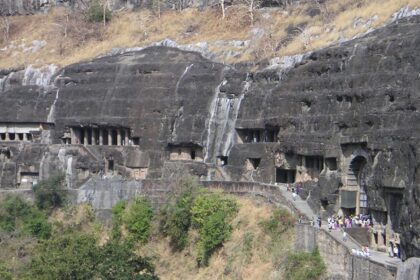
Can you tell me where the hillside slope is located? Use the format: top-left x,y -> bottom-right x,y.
0,0 -> 419,68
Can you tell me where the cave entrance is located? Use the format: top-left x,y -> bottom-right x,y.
217,156 -> 228,166
275,168 -> 296,184
350,156 -> 369,215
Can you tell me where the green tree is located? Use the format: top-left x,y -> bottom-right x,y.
97,239 -> 158,280
29,232 -> 99,280
87,0 -> 112,23
123,197 -> 154,244
191,193 -> 238,266
28,230 -> 159,280
33,173 -> 67,212
111,200 -> 127,240
0,195 -> 51,239
160,177 -> 201,251
196,210 -> 234,266
191,193 -> 237,229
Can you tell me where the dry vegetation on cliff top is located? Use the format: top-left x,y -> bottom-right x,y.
0,0 -> 419,68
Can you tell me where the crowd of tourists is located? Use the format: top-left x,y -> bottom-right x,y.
326,214 -> 372,231
351,246 -> 370,258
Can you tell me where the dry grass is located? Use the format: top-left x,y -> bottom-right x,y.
140,196 -> 295,280
0,0 -> 419,68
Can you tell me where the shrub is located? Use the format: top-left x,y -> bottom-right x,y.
29,232 -> 100,280
97,239 -> 158,280
192,194 -> 238,266
160,177 -> 201,251
33,173 -> 67,212
87,0 -> 112,23
123,197 -> 154,244
259,208 -> 295,240
0,261 -> 12,280
0,195 -> 51,239
284,248 -> 326,280
196,210 -> 234,266
191,193 -> 238,229
111,200 -> 127,240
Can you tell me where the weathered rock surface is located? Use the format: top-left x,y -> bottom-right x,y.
0,15 -> 419,261
396,257 -> 420,280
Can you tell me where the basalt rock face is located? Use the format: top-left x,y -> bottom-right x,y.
233,16 -> 420,259
0,17 -> 419,259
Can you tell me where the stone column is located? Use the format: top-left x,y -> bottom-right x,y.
378,230 -> 385,248
70,128 -> 75,144
23,133 -> 28,141
108,129 -> 112,146
125,129 -> 129,146
355,191 -> 360,215
91,128 -> 96,146
99,129 -> 103,145
5,132 -> 9,141
117,129 -> 122,146
84,127 -> 89,145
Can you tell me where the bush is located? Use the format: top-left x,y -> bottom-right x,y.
196,210 -> 234,266
97,239 -> 158,280
259,208 -> 295,240
0,195 -> 51,239
191,194 -> 238,266
29,232 -> 100,280
0,261 -> 12,280
160,178 -> 201,251
87,0 -> 112,23
33,173 -> 67,212
191,193 -> 238,229
284,249 -> 326,280
28,231 -> 159,280
123,197 -> 154,244
111,200 -> 127,240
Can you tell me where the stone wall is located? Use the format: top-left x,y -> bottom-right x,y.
295,224 -> 398,280
76,177 -> 297,211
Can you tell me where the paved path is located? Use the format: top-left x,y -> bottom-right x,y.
272,183 -> 401,268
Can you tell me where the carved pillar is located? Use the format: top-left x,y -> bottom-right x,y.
108,129 -> 112,146
125,129 -> 129,146
378,230 -> 385,247
99,129 -> 103,146
356,191 -> 360,215
117,129 -> 122,146
91,128 -> 96,145
84,127 -> 89,145
5,132 -> 9,141
70,127 -> 75,144
23,133 -> 28,141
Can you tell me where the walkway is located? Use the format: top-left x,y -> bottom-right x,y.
273,183 -> 401,269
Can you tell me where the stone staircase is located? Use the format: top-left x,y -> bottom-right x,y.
274,182 -> 402,270
346,163 -> 359,189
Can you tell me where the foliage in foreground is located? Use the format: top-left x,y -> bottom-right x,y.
284,249 -> 326,280
159,177 -> 201,251
122,197 -> 154,244
28,231 -> 158,280
191,193 -> 238,266
0,195 -> 51,239
33,173 -> 67,212
0,261 -> 12,280
87,0 -> 112,23
259,208 -> 295,241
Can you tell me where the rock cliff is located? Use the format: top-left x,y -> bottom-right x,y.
0,16 -> 419,260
